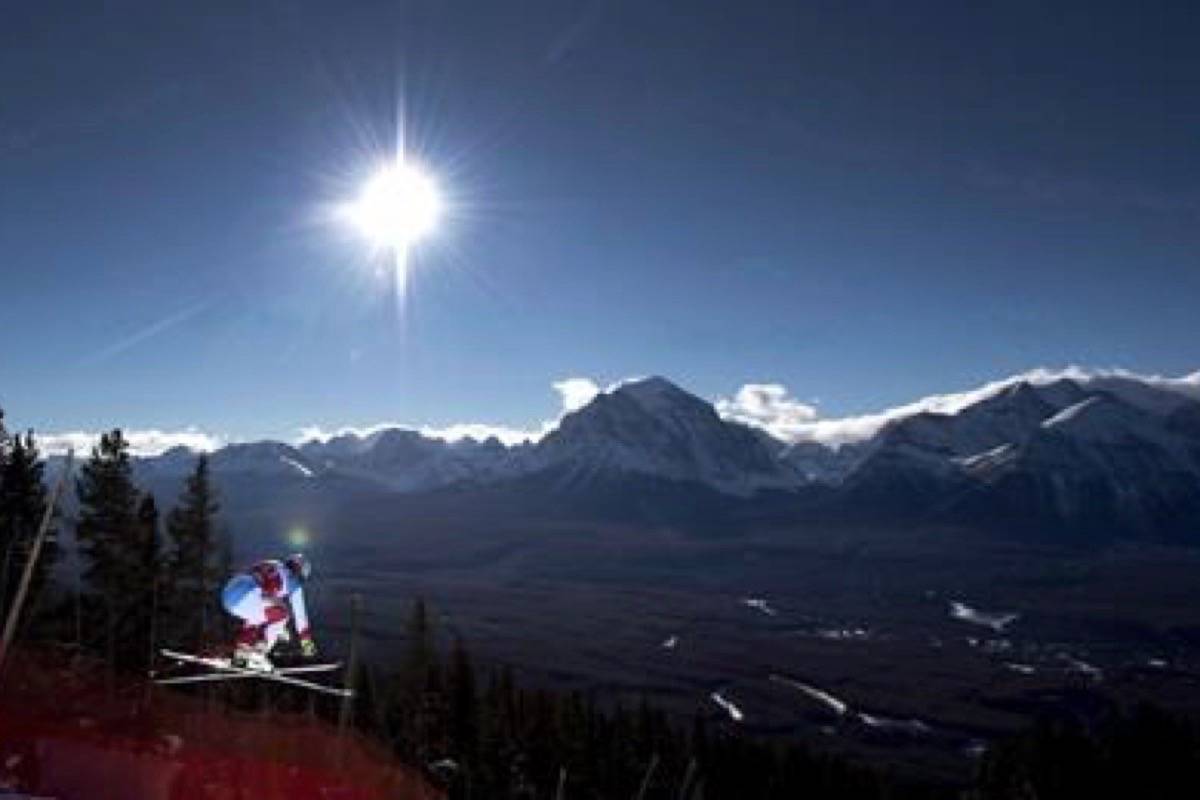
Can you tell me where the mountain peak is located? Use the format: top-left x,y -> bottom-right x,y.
610,376 -> 701,414
614,375 -> 686,397
535,375 -> 792,494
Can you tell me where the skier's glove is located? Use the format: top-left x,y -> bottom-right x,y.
301,638 -> 318,658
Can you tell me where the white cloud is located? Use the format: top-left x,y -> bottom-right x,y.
1088,367 -> 1200,402
718,366 -> 1200,447
715,384 -> 819,441
553,377 -> 600,412
295,424 -> 372,444
37,428 -> 224,457
297,421 -> 541,447
422,423 -> 543,446
298,376 -> 607,448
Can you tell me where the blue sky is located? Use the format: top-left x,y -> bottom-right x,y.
2,1 -> 1197,446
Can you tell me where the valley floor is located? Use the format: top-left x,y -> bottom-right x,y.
300,521 -> 1200,782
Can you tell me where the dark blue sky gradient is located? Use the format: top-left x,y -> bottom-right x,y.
2,1 -> 1197,439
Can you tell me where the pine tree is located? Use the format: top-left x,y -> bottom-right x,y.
215,526 -> 234,645
0,429 -> 51,617
165,454 -> 222,649
74,430 -> 143,668
399,597 -> 445,759
448,635 -> 480,765
0,407 -> 9,477
133,493 -> 161,669
404,598 -> 436,691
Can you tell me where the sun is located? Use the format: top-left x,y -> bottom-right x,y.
344,160 -> 442,250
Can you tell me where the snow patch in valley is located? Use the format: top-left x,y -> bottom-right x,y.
950,601 -> 1019,633
815,627 -> 870,641
857,713 -> 931,735
770,676 -> 931,737
769,675 -> 848,717
964,740 -> 989,759
741,597 -> 777,616
710,692 -> 744,722
1058,654 -> 1103,680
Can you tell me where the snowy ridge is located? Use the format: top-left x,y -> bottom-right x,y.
740,367 -> 1200,448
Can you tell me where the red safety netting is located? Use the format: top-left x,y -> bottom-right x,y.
0,646 -> 442,800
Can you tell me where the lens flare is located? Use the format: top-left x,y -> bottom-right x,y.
287,526 -> 311,550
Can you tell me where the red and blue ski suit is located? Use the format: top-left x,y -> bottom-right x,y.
221,559 -> 312,651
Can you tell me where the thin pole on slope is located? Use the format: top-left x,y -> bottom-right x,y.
0,450 -> 73,676
337,592 -> 364,763
144,572 -> 159,708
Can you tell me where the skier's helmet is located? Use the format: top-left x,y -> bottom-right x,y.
285,553 -> 311,581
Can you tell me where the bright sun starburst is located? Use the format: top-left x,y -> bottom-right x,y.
345,160 -> 442,250
336,153 -> 445,316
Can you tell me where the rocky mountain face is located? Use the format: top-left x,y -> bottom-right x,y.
527,377 -> 795,496
299,429 -> 516,492
832,378 -> 1200,538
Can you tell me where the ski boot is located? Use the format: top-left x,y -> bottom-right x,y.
231,642 -> 274,673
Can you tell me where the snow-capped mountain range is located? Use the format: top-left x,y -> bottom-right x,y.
119,370 -> 1200,539
134,375 -> 793,496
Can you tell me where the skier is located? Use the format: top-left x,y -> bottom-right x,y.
221,553 -> 317,669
